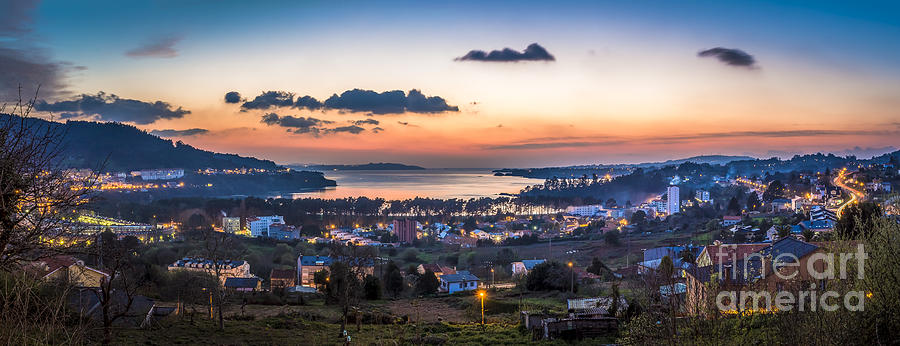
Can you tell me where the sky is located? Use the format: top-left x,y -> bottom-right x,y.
2,0 -> 899,168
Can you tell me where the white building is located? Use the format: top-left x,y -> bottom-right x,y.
566,205 -> 601,216
247,215 -> 285,237
667,186 -> 680,215
650,200 -> 667,213
222,216 -> 241,234
695,190 -> 710,203
139,168 -> 184,181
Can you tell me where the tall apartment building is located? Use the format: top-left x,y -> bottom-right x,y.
222,216 -> 241,234
392,219 -> 418,244
247,215 -> 285,237
667,185 -> 680,215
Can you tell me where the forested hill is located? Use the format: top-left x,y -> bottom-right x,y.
4,114 -> 278,171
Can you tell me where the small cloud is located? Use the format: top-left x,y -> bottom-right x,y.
372,127 -> 384,133
697,47 -> 757,68
352,119 -> 380,126
325,125 -> 366,134
258,112 -> 372,136
455,43 -> 555,62
150,128 -> 209,137
35,92 -> 190,124
125,35 -> 181,59
397,121 -> 419,127
224,91 -> 242,103
242,91 -> 295,110
261,112 -> 332,128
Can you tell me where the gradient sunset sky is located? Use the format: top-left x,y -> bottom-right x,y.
3,0 -> 899,167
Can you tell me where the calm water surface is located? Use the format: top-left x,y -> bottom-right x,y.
289,169 -> 543,200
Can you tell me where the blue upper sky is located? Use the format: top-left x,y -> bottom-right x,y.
3,0 -> 899,167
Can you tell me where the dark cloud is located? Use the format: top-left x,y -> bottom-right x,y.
236,89 -> 457,114
224,91 -> 242,103
324,125 -> 366,135
697,47 -> 757,68
455,43 -> 555,62
150,128 -> 209,137
0,0 -> 70,101
125,35 -> 181,59
260,112 -> 336,135
323,89 -> 458,114
372,127 -> 384,133
279,115 -> 334,128
323,89 -> 405,114
352,119 -> 379,126
325,125 -> 366,134
34,92 -> 191,124
294,95 -> 323,110
241,91 -> 295,110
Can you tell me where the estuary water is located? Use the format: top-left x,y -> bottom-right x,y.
288,169 -> 543,200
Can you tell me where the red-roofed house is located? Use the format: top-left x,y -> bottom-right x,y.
270,268 -> 296,289
417,263 -> 456,277
29,255 -> 109,288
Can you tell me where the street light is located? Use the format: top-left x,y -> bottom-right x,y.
567,261 -> 574,293
477,290 -> 486,325
490,267 -> 495,287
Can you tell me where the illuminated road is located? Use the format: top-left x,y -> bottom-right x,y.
833,168 -> 865,217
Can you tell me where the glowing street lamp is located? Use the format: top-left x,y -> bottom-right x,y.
477,290 -> 486,325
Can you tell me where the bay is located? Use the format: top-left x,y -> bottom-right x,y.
286,169 -> 543,200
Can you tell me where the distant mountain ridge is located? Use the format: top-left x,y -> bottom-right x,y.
494,155 -> 755,179
634,155 -> 756,168
3,114 -> 278,171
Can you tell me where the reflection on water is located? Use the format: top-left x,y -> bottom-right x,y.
287,169 -> 543,200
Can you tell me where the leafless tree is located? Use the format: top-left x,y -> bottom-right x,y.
324,243 -> 377,337
0,86 -> 99,269
93,232 -> 144,345
193,227 -> 246,331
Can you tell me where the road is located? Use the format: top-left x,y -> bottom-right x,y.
833,167 -> 866,217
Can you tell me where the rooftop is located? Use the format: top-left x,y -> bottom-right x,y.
440,273 -> 480,283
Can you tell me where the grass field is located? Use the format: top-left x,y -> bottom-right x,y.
115,288 -> 618,345
117,315 -> 611,345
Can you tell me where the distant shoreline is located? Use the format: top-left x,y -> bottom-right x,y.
293,162 -> 426,171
